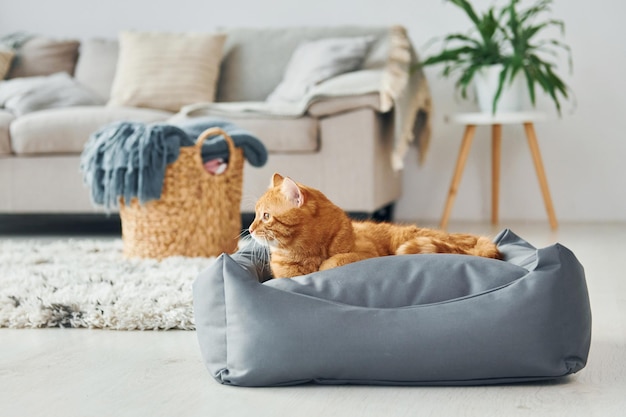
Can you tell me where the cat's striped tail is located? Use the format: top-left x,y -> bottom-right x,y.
396,235 -> 501,260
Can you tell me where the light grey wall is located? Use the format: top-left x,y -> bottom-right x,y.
1,0 -> 624,222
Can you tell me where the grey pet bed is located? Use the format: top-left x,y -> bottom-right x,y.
193,229 -> 591,387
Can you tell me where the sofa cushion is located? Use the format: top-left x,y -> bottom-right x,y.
0,110 -> 14,155
266,36 -> 374,103
172,114 -> 318,153
108,31 -> 226,112
74,39 -> 119,101
10,106 -> 172,155
7,37 -> 80,79
0,49 -> 14,79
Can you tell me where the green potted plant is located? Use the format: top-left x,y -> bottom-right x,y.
415,0 -> 573,115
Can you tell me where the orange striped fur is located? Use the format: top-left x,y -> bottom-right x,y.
249,174 -> 500,278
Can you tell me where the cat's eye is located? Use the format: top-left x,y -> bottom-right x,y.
262,212 -> 271,221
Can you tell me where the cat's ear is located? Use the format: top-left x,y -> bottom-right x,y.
271,172 -> 284,188
281,177 -> 304,208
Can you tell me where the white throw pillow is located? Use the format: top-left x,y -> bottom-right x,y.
266,36 -> 374,103
108,31 -> 226,112
0,72 -> 104,116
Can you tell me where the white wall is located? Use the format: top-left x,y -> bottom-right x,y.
2,0 -> 625,222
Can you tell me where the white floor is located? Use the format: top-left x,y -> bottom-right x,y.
1,222 -> 625,417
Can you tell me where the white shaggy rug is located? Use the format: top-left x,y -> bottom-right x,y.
0,239 -> 216,330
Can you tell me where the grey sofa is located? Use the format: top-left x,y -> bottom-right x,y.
0,26 -> 431,220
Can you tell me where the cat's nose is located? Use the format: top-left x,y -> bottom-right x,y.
248,224 -> 255,235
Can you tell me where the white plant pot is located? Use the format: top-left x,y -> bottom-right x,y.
474,65 -> 529,113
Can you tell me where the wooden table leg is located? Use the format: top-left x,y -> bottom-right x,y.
523,122 -> 558,230
491,124 -> 502,226
440,124 -> 476,229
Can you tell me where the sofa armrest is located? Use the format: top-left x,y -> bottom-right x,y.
303,68 -> 387,117
307,93 -> 382,118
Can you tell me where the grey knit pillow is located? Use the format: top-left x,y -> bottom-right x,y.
267,36 -> 374,103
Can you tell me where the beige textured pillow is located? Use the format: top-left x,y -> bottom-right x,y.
108,31 -> 226,112
0,50 -> 14,79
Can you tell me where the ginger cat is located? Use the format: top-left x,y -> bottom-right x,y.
249,173 -> 501,279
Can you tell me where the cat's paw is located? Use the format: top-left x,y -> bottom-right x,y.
319,253 -> 372,271
319,258 -> 342,271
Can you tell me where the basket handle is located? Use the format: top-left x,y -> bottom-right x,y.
195,127 -> 237,161
195,127 -> 243,174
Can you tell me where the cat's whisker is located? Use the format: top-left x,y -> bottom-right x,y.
237,234 -> 252,250
248,236 -> 270,271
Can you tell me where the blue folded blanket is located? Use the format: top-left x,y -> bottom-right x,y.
80,117 -> 268,208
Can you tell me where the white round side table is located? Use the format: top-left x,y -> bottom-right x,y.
441,111 -> 558,230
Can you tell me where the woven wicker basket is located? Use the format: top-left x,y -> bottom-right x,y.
119,127 -> 243,259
